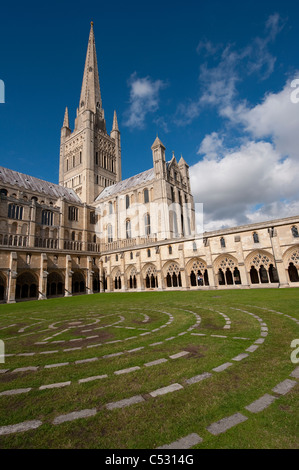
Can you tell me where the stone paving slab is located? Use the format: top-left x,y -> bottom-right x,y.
64,347 -> 82,352
212,363 -> 233,373
149,342 -> 163,346
272,379 -> 297,396
114,366 -> 141,375
211,335 -> 227,338
39,381 -> 71,390
78,375 -> 108,384
44,362 -> 69,369
245,394 -> 277,413
246,345 -> 259,353
127,347 -> 144,353
232,353 -> 249,362
106,395 -> 145,410
150,383 -> 183,397
39,350 -> 59,355
290,367 -> 299,379
255,338 -> 265,344
207,413 -> 248,435
157,433 -> 203,450
0,369 -> 9,374
0,388 -> 32,396
18,353 -> 36,357
0,420 -> 42,436
53,408 -> 97,425
185,373 -> 212,385
75,358 -> 98,364
103,352 -> 124,359
145,358 -> 168,367
169,352 -> 189,360
12,366 -> 38,373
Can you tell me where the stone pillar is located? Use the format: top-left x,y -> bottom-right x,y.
275,260 -> 289,288
120,254 -> 126,291
178,244 -> 188,289
65,255 -> 72,297
7,252 -> 17,303
234,236 -> 250,287
29,201 -> 37,248
86,256 -> 93,294
38,253 -> 48,300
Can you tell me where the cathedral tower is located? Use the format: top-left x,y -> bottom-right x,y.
59,22 -> 121,204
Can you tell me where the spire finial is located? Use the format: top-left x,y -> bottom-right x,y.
112,110 -> 119,132
63,107 -> 70,128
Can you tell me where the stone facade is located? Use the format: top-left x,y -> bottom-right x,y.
0,23 -> 298,303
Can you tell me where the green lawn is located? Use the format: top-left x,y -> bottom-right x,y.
0,288 -> 298,449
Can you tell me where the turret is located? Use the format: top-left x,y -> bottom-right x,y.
151,136 -> 166,179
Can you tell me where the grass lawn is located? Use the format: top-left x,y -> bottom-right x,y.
0,288 -> 298,449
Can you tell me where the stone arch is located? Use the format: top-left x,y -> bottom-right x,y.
163,261 -> 182,288
142,263 -> 158,289
245,250 -> 278,285
125,265 -> 137,289
186,258 -> 209,287
283,246 -> 299,283
47,271 -> 65,297
16,271 -> 39,301
0,273 -> 7,302
111,268 -> 122,291
72,270 -> 85,295
214,254 -> 241,286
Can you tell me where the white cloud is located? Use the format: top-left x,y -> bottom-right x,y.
123,73 -> 166,129
190,136 -> 299,232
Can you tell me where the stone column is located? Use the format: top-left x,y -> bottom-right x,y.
65,255 -> 72,297
120,254 -> 126,291
86,256 -> 93,294
38,253 -> 48,300
7,252 -> 17,303
178,244 -> 188,289
29,201 -> 37,248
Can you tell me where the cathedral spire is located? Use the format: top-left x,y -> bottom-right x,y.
79,22 -> 103,115
112,110 -> 119,132
62,107 -> 70,128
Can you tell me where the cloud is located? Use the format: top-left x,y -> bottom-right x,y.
190,135 -> 299,231
175,14 -> 285,126
123,73 -> 167,129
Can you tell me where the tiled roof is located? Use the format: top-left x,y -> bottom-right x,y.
0,166 -> 81,203
95,168 -> 155,201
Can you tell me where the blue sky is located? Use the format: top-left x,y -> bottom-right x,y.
1,0 -> 299,230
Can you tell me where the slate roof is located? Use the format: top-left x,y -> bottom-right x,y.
95,168 -> 155,201
0,166 -> 81,203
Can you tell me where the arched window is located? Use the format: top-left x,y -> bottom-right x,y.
0,189 -> 7,197
144,188 -> 149,204
126,219 -> 131,239
144,213 -> 151,236
253,232 -> 259,244
130,252 -> 133,260
220,237 -> 226,248
291,226 -> 299,238
8,204 -> 23,220
168,245 -> 172,255
126,195 -> 130,210
42,210 -> 54,226
108,201 -> 113,215
171,187 -> 175,203
107,224 -> 113,243
147,249 -> 151,258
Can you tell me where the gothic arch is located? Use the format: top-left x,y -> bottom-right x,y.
47,271 -> 65,297
282,245 -> 299,283
72,270 -> 85,294
142,263 -> 158,289
213,254 -> 241,286
162,261 -> 182,288
245,250 -> 278,285
16,271 -> 39,300
186,258 -> 209,287
0,273 -> 7,302
125,265 -> 138,289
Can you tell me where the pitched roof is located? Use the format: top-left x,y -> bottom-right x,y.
95,168 -> 155,201
0,166 -> 81,203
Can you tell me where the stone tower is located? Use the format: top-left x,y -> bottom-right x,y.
59,22 -> 121,204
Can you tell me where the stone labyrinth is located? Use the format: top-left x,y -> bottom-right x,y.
0,299 -> 298,449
